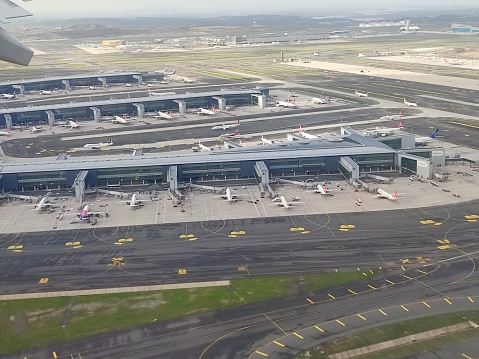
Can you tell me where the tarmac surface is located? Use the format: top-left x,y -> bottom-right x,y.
1,200 -> 478,358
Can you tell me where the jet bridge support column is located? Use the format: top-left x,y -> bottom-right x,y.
90,107 -> 101,122
73,170 -> 89,203
174,100 -> 186,114
252,94 -> 266,109
167,165 -> 184,204
133,74 -> 142,85
255,161 -> 272,197
133,103 -> 145,118
212,97 -> 226,111
62,79 -> 70,91
12,85 -> 25,95
46,111 -> 55,127
98,77 -> 107,89
4,115 -> 12,131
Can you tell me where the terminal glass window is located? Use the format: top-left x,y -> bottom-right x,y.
17,171 -> 66,190
401,157 -> 418,173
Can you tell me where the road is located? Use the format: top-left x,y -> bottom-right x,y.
1,200 -> 479,358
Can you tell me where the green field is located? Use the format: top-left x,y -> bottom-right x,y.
0,271 -> 371,355
295,310 -> 479,359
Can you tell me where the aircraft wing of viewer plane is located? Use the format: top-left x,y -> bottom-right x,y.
0,0 -> 35,66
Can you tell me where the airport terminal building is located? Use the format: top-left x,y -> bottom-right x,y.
0,132 -> 445,194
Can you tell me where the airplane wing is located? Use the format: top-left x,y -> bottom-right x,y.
0,0 -> 34,66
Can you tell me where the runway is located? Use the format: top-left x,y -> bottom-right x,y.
1,201 -> 479,358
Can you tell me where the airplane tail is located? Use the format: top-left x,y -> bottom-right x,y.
299,125 -> 305,132
239,139 -> 243,146
397,120 -> 404,129
399,111 -> 403,116
393,190 -> 397,198
169,110 -> 173,116
430,129 -> 439,139
292,99 -> 296,104
107,139 -> 113,145
236,119 -> 240,124
403,97 -> 407,102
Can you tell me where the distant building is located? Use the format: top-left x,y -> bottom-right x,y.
101,40 -> 127,47
451,24 -> 479,33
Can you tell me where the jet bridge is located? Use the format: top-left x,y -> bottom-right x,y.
338,156 -> 359,182
73,171 -> 89,202
254,161 -> 276,198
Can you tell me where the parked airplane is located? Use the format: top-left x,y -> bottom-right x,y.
61,120 -> 81,129
198,107 -> 216,115
212,119 -> 240,130
110,115 -> 131,125
272,196 -> 301,209
355,90 -> 368,97
380,111 -> 402,121
1,91 -> 16,100
261,135 -> 277,145
182,76 -> 196,83
403,98 -> 418,107
312,184 -> 333,196
77,204 -> 104,219
220,129 -> 239,138
298,125 -> 319,139
276,99 -> 297,108
39,90 -> 52,95
377,189 -> 398,201
148,90 -> 176,97
30,126 -> 43,133
33,195 -> 54,211
221,188 -> 239,202
313,52 -> 320,56
197,141 -> 212,152
126,193 -> 146,208
311,97 -> 330,104
365,120 -> 404,137
0,129 -> 11,136
444,58 -> 464,65
163,68 -> 176,75
415,129 -> 439,145
84,139 -> 113,149
155,110 -> 174,120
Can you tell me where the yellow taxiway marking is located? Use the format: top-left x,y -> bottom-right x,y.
386,279 -> 394,284
39,278 -> 49,284
189,237 -> 198,241
367,285 -> 376,290
179,234 -> 187,238
401,305 -> 409,312
400,258 -> 411,264
255,350 -> 268,357
186,234 -> 195,238
237,230 -> 246,235
465,215 -> 479,219
273,340 -> 285,347
379,309 -> 387,316
357,314 -> 367,320
293,332 -> 304,339
290,227 -> 298,232
307,298 -> 314,304
357,268 -> 361,271
300,231 -> 310,235
178,269 -> 187,275
445,298 -> 452,305
423,301 -> 431,308
315,325 -> 324,332
328,293 -> 335,299
462,354 -> 474,359
336,319 -> 346,326
296,227 -> 305,231
339,228 -> 349,232
348,289 -> 357,295
362,272 -> 368,276
401,266 -> 406,271
229,235 -> 238,238
53,352 -> 58,359
403,275 -> 413,279
417,269 -> 427,274
468,296 -> 474,303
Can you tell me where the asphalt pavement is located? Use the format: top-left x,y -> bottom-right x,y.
1,201 -> 479,358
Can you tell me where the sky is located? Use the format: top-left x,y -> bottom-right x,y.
19,0 -> 479,17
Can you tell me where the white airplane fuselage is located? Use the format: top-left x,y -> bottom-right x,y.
377,188 -> 397,201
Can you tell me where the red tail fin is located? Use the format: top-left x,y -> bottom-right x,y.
397,120 -> 404,128
393,190 -> 397,198
169,110 -> 173,116
299,125 -> 304,132
237,119 -> 240,124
